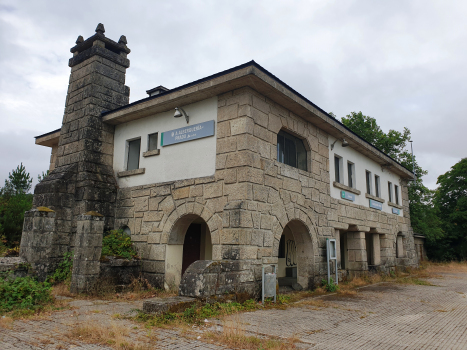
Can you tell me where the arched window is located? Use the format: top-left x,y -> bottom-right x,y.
277,130 -> 307,171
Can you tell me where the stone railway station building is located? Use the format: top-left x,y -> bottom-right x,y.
21,24 -> 420,296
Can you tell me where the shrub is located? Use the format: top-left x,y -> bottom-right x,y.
321,278 -> 339,292
0,272 -> 52,314
101,229 -> 138,260
50,251 -> 73,283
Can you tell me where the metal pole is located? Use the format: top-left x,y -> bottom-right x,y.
327,239 -> 330,284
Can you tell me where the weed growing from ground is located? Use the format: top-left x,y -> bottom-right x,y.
0,272 -> 52,315
321,278 -> 339,292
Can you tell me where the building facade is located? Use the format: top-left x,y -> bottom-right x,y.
24,24 -> 419,296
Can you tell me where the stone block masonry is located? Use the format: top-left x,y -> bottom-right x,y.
70,213 -> 105,293
21,24 -> 131,286
114,85 -> 418,296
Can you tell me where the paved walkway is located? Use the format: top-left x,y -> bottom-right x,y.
1,271 -> 466,349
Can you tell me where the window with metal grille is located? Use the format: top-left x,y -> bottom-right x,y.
277,130 -> 307,171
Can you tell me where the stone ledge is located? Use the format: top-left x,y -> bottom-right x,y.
117,168 -> 145,177
333,181 -> 361,195
365,193 -> 385,203
143,149 -> 160,157
388,201 -> 403,209
143,296 -> 196,314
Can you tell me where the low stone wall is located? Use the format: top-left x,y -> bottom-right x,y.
179,260 -> 260,300
99,257 -> 142,285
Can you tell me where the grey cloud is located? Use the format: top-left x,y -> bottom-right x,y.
1,0 -> 466,190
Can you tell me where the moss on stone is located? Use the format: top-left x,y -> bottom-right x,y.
36,206 -> 54,212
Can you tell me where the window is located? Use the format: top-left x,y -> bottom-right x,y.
347,162 -> 355,188
366,171 -> 372,195
394,185 -> 399,205
334,156 -> 343,183
277,130 -> 307,171
388,182 -> 393,202
375,175 -> 381,198
148,133 -> 158,151
127,138 -> 141,171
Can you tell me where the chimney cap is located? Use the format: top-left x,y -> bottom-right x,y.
95,23 -> 105,35
146,85 -> 169,96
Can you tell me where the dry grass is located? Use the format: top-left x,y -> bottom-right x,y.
423,261 -> 467,274
66,320 -> 155,350
52,275 -> 177,302
0,315 -> 14,329
205,314 -> 299,349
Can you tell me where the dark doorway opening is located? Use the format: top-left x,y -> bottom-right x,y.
182,223 -> 201,275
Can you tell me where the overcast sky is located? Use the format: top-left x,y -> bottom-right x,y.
0,0 -> 465,191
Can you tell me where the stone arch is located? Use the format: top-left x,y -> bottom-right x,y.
273,218 -> 317,289
164,213 -> 214,290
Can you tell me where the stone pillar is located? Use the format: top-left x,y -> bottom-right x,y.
70,213 -> 105,293
19,208 -> 56,281
372,233 -> 381,265
346,232 -> 368,274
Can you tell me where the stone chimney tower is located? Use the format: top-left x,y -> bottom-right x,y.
21,24 -> 130,281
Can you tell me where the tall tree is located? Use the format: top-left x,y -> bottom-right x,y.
435,158 -> 467,260
0,163 -> 33,246
1,163 -> 32,197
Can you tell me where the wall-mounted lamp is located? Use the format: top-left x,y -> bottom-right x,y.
330,138 -> 350,150
174,107 -> 189,124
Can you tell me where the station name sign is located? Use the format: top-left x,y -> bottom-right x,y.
369,199 -> 383,211
161,120 -> 215,147
341,191 -> 355,202
392,207 -> 400,215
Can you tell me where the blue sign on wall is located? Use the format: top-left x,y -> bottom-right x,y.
161,120 -> 215,147
369,199 -> 383,210
392,207 -> 400,215
341,191 -> 355,202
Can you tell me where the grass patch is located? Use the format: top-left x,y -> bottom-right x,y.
205,314 -> 299,350
136,296 -> 294,328
66,320 -> 154,350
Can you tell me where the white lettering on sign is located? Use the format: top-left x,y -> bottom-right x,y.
161,120 -> 215,147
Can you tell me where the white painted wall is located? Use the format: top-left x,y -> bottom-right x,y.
329,136 -> 403,216
114,97 -> 218,187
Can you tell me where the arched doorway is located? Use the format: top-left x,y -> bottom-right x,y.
165,214 -> 212,290
277,220 -> 315,289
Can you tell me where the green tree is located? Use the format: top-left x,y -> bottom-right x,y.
341,111 -> 443,256
434,158 -> 467,260
0,164 -> 34,246
1,163 -> 32,197
37,170 -> 49,183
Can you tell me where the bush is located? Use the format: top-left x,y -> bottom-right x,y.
321,278 -> 339,292
101,229 -> 138,260
49,251 -> 73,283
0,272 -> 52,314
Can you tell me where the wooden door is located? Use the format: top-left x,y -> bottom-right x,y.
182,224 -> 201,275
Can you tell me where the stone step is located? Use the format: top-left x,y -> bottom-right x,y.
142,296 -> 197,315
